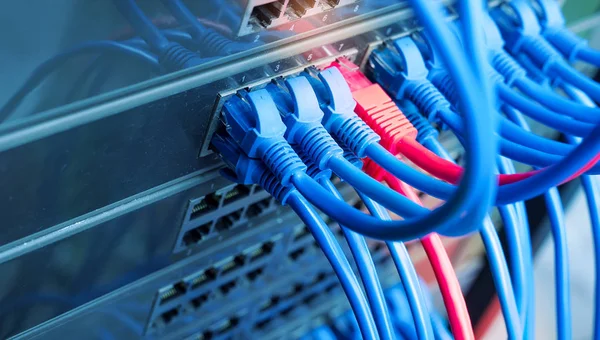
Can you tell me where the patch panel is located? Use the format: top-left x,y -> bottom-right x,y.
173,184 -> 275,254
238,0 -> 363,36
147,234 -> 284,335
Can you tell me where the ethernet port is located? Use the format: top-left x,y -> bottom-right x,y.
158,282 -> 186,305
246,266 -> 265,281
190,293 -> 210,309
219,280 -> 238,295
245,197 -> 273,219
220,255 -> 246,275
214,317 -> 239,335
222,184 -> 250,206
250,0 -> 287,27
189,195 -> 219,220
189,267 -> 217,290
248,241 -> 275,262
182,222 -> 212,246
287,0 -> 320,17
160,307 -> 180,325
214,209 -> 243,232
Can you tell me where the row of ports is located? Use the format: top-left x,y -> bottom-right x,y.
190,272 -> 341,339
254,277 -> 341,331
161,238 -> 279,307
149,236 -> 282,333
176,183 -> 275,253
188,184 -> 255,222
243,0 -> 360,34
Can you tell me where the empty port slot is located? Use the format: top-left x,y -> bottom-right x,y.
309,272 -> 328,287
191,293 -> 210,309
288,247 -> 306,261
303,292 -> 319,305
254,317 -> 272,330
182,222 -> 211,246
219,280 -> 238,295
282,283 -> 304,299
260,296 -> 280,312
280,306 -> 294,317
214,209 -> 243,231
250,0 -> 286,27
246,267 -> 265,281
288,0 -> 318,17
214,317 -> 240,335
293,226 -> 310,241
220,255 -> 245,275
324,282 -> 338,293
190,195 -> 219,220
248,241 -> 275,262
189,267 -> 217,290
158,282 -> 186,305
245,197 -> 273,219
160,307 -> 180,325
222,185 -> 250,206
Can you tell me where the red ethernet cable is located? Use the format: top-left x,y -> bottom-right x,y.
331,60 -> 475,339
326,59 -> 597,186
386,174 -> 475,340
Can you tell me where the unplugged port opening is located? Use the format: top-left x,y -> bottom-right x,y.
250,0 -> 286,27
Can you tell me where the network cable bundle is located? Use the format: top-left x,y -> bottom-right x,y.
0,0 -> 600,339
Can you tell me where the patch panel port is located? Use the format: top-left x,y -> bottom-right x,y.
220,255 -> 246,275
245,197 -> 273,219
214,317 -> 240,335
188,267 -> 217,290
189,195 -> 219,220
219,279 -> 238,295
325,0 -> 359,8
248,241 -> 275,262
182,221 -> 212,246
158,282 -> 186,305
214,208 -> 243,232
190,293 -> 210,309
287,0 -> 321,17
250,0 -> 288,28
222,184 -> 250,206
160,307 -> 180,325
246,266 -> 265,281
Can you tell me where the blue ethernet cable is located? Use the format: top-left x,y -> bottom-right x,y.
561,84 -> 600,340
288,125 -> 395,338
0,41 -> 160,122
359,192 -> 435,340
405,110 -> 523,339
536,0 -> 600,68
368,0 -> 498,232
321,179 -> 396,340
161,0 -> 258,55
287,192 -> 381,340
112,0 -> 204,71
497,156 -> 535,340
211,133 -> 379,340
503,105 -> 571,339
492,0 -> 600,103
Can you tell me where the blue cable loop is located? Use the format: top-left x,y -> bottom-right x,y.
321,179 -> 396,340
359,193 -> 435,340
287,191 -> 380,340
561,84 -> 600,340
503,106 -> 571,339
